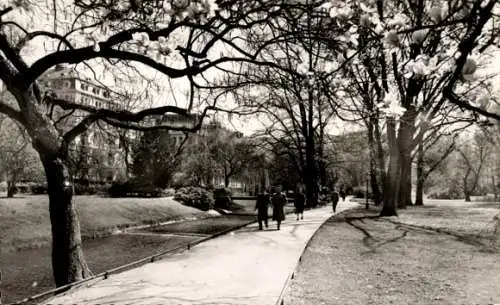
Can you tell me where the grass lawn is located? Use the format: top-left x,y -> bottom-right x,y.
283,201 -> 500,305
0,195 -> 206,252
137,214 -> 256,235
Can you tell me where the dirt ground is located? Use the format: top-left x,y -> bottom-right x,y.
284,201 -> 500,305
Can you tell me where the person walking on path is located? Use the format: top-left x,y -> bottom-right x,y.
271,186 -> 287,230
294,187 -> 306,221
255,190 -> 270,230
339,189 -> 346,202
331,190 -> 340,213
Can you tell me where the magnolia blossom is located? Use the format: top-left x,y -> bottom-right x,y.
359,2 -> 377,13
476,95 -> 490,109
132,32 -> 150,45
387,13 -> 408,28
329,5 -> 354,19
384,30 -> 400,49
411,29 -> 428,44
404,55 -> 438,78
377,90 -> 406,118
462,58 -> 477,75
296,62 -> 310,75
380,101 -> 407,117
427,4 -> 448,22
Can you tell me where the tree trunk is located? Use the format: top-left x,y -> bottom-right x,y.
396,108 -> 417,209
398,152 -> 413,208
224,175 -> 230,188
465,192 -> 471,202
381,148 -> 400,216
367,123 -> 383,205
415,143 -> 424,206
304,134 -> 318,207
42,155 -> 91,287
380,119 -> 399,217
7,178 -> 16,198
464,169 -> 472,202
493,175 -> 497,200
374,120 -> 386,189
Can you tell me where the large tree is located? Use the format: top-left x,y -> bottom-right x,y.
323,0 -> 500,216
0,0 -> 298,287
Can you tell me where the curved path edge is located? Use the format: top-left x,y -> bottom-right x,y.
42,201 -> 356,305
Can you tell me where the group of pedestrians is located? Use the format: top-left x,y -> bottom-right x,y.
255,186 -> 348,230
331,189 -> 346,213
254,186 -> 288,230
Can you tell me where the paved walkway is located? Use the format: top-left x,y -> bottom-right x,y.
45,200 -> 356,305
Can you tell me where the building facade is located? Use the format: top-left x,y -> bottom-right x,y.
39,65 -> 128,182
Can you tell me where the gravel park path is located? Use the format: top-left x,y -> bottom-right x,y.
42,202 -> 356,305
282,201 -> 500,305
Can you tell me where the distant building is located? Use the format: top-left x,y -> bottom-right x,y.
39,65 -> 128,182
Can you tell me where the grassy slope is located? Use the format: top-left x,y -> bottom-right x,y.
0,195 -> 205,252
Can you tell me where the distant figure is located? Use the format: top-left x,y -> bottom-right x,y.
340,189 -> 346,202
294,187 -> 306,221
271,186 -> 287,230
255,191 -> 270,230
331,191 -> 340,213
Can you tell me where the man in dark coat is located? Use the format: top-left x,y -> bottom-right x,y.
331,191 -> 340,213
294,187 -> 306,221
339,189 -> 346,202
271,186 -> 287,230
255,191 -> 270,230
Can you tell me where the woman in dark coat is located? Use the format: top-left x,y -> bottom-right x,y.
255,191 -> 270,230
271,187 -> 287,230
294,187 -> 306,220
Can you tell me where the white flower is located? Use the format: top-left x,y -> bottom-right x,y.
132,32 -> 150,45
428,6 -> 442,22
385,30 -> 400,47
411,29 -> 428,44
476,95 -> 490,108
374,23 -> 384,35
462,58 -> 477,75
359,2 -> 376,13
382,102 -> 407,117
329,5 -> 353,19
346,49 -> 356,59
387,13 -> 408,28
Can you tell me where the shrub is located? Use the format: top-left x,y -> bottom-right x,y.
31,183 -> 48,194
174,186 -> 214,211
352,186 -> 373,199
162,188 -> 176,197
107,179 -> 165,198
74,183 -> 109,195
427,190 -> 462,200
213,187 -> 234,210
213,187 -> 232,198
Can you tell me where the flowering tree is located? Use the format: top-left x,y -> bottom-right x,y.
324,0 -> 500,216
0,0 -> 299,287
